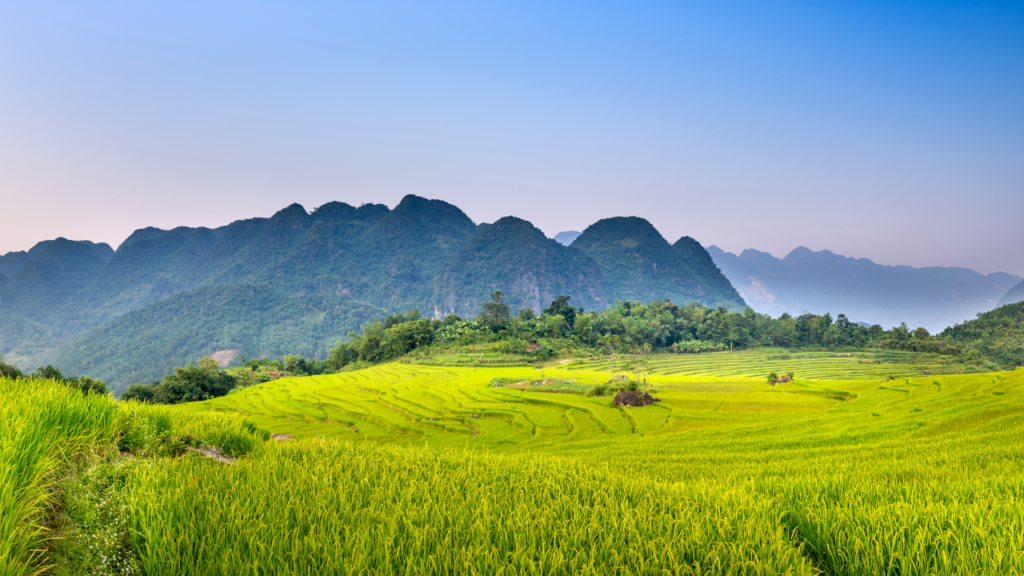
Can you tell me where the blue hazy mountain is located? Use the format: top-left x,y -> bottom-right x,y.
707,245 -> 1021,332
552,231 -> 582,246
999,280 -> 1024,308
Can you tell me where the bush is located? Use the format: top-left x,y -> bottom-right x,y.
0,356 -> 22,378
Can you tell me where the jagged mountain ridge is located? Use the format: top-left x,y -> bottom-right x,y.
571,218 -> 745,310
707,245 -> 1021,333
0,196 -> 738,387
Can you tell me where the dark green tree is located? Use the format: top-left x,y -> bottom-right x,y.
66,375 -> 107,395
0,356 -> 23,379
32,365 -> 64,380
122,382 -> 157,403
542,295 -> 577,327
478,290 -> 511,330
153,357 -> 235,404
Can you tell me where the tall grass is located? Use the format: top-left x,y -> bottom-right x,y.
129,440 -> 817,575
0,377 -> 269,576
0,377 -> 120,576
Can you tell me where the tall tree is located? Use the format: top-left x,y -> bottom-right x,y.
479,290 -> 511,330
543,295 -> 577,327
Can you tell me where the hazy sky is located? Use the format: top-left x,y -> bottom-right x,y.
1,1 -> 1022,275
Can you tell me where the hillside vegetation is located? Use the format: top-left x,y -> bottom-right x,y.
942,300 -> 1024,367
433,216 -> 607,314
573,217 -> 743,310
51,284 -> 386,390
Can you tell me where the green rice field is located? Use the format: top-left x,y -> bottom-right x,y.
188,349 -> 951,443
5,351 -> 1024,574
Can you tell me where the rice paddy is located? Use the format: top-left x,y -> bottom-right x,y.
186,349 -> 952,444
5,350 -> 1024,574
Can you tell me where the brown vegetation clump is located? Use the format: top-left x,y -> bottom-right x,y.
775,374 -> 793,383
611,391 -> 661,407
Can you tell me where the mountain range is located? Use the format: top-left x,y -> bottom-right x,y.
998,280 -> 1024,308
0,195 -> 742,390
707,246 -> 1021,333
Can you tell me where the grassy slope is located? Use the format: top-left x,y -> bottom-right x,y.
0,379 -> 121,575
0,377 -> 268,575
186,350 -> 950,441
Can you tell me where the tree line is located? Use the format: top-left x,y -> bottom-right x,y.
9,291 -> 1019,405
0,358 -> 108,395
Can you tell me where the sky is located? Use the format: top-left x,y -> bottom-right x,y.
1,1 -> 1022,275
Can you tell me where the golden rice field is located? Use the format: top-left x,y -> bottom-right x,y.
5,351 -> 1024,575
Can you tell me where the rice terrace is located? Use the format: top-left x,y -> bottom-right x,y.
7,343 -> 1024,575
4,2 -> 1024,575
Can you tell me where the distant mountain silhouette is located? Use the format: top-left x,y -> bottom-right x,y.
0,238 -> 112,279
553,231 -> 581,246
707,245 -> 1020,332
0,196 -> 738,389
998,280 -> 1024,308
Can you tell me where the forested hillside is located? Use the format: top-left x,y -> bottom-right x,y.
943,301 -> 1024,367
0,196 -> 738,386
51,284 -> 387,389
572,218 -> 745,310
432,217 -> 607,316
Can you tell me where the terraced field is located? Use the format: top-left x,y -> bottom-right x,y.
172,354 -> 1024,574
10,348 -> 1024,574
581,349 -> 947,379
189,350 -> 951,445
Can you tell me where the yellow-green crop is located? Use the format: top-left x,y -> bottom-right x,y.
7,351 -> 1024,574
181,359 -> 1024,574
0,378 -> 120,575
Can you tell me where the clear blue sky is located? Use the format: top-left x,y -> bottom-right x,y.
1,1 -> 1022,275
